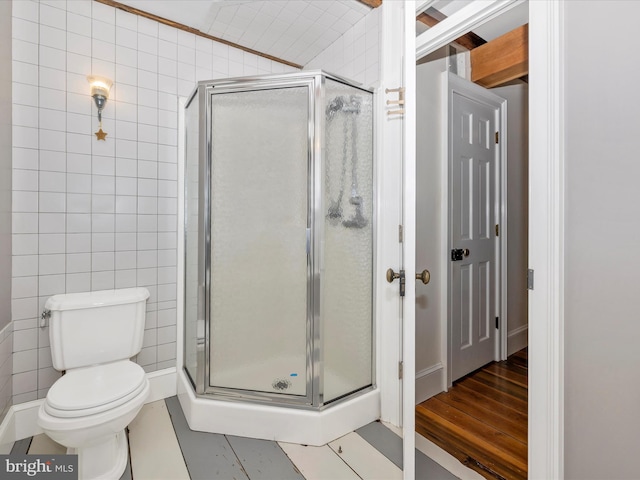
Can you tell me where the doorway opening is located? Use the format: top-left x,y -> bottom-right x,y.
414,2 -> 530,477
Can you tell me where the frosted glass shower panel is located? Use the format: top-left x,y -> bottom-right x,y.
209,87 -> 309,396
322,79 -> 374,402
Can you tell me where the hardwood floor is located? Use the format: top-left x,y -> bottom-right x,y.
416,349 -> 528,480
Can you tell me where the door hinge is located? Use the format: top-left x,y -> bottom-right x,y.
495,224 -> 499,237
495,316 -> 499,329
399,225 -> 403,243
495,131 -> 499,144
527,269 -> 534,290
398,361 -> 403,380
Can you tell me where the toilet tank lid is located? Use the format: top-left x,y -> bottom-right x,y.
45,288 -> 150,311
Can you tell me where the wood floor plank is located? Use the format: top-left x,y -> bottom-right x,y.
419,400 -> 527,471
414,433 -> 486,480
28,434 -> 66,455
434,386 -> 527,444
416,406 -> 526,480
227,435 -> 304,480
458,377 -> 527,414
279,443 -> 361,480
129,400 -> 191,480
329,432 -> 402,480
164,397 -> 248,480
507,350 -> 528,369
356,421 -> 403,469
10,437 -> 32,455
416,348 -> 528,480
456,382 -> 527,423
356,421 -> 461,480
469,371 -> 528,402
483,363 -> 528,388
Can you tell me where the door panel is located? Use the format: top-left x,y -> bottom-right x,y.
460,263 -> 472,348
450,91 -> 497,382
208,86 -> 310,397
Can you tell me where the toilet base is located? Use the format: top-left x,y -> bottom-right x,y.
68,429 -> 128,480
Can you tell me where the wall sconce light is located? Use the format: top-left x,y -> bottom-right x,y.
87,75 -> 112,141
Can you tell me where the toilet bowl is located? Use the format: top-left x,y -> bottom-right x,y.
38,362 -> 150,479
37,288 -> 150,480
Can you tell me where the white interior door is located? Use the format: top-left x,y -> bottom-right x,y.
378,2 -> 417,479
448,76 -> 500,382
402,2 -> 417,479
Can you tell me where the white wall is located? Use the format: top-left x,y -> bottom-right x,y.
563,2 -> 640,477
0,0 -> 13,421
492,83 -> 528,355
415,48 -> 448,402
10,0 -> 297,404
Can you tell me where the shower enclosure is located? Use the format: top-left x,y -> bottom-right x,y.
182,71 -> 375,421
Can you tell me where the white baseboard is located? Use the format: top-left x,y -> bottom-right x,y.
415,363 -> 444,404
0,408 -> 14,453
0,367 -> 177,448
507,325 -> 528,356
146,367 -> 177,403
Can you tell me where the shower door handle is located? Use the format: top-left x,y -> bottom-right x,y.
386,268 -> 405,297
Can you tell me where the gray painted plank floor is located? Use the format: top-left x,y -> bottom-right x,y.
165,396 -> 249,480
166,397 -> 459,480
356,421 -> 460,480
10,436 -> 31,455
14,397 -> 461,480
13,429 -> 133,480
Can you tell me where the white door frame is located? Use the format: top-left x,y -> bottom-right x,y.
444,73 -> 507,386
415,1 -> 564,478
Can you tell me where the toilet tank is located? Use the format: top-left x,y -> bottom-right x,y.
45,288 -> 150,371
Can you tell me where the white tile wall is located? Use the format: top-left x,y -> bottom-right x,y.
0,0 -> 11,424
304,7 -> 380,88
11,0 -> 299,404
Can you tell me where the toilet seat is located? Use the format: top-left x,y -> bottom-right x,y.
44,361 -> 146,418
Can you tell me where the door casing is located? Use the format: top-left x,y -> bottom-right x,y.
414,1 -> 565,479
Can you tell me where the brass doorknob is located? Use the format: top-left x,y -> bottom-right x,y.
416,269 -> 430,284
386,268 -> 400,283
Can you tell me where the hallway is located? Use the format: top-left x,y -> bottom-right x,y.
416,349 -> 528,480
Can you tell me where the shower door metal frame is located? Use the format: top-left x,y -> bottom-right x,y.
184,71 -> 376,409
205,76 -> 316,407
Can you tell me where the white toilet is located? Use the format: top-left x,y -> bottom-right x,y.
37,288 -> 151,480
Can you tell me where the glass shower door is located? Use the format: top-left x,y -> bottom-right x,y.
207,85 -> 311,400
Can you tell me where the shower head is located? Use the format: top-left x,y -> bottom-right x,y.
326,96 -> 345,118
326,95 -> 361,119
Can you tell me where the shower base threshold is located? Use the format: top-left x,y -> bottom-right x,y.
176,369 -> 381,446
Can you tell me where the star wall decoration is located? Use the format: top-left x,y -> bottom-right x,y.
95,128 -> 107,141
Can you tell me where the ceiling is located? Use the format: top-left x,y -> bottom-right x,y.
117,0 -> 372,66
115,0 -> 528,67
